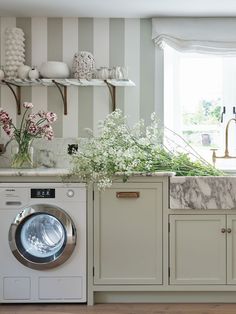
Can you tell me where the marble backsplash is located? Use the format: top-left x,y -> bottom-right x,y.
0,137 -> 78,169
170,176 -> 236,210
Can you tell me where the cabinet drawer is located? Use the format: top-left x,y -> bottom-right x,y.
94,183 -> 163,285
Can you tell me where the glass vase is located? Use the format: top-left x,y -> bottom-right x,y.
11,141 -> 34,169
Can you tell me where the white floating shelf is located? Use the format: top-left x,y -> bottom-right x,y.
0,78 -> 136,115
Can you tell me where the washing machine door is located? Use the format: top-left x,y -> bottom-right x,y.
9,204 -> 76,270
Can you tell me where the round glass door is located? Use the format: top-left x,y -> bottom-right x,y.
9,204 -> 76,270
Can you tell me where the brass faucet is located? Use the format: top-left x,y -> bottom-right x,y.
211,118 -> 236,165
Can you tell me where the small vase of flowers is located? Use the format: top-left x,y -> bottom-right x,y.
0,102 -> 57,168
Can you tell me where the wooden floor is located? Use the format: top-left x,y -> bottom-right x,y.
1,304 -> 236,314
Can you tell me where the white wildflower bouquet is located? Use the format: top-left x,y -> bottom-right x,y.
70,109 -> 222,190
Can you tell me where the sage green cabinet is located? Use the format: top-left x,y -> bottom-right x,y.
227,215 -> 236,284
169,214 -> 236,285
94,182 -> 163,285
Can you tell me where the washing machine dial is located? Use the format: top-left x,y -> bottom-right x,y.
67,189 -> 74,198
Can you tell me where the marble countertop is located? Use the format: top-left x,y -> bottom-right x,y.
0,168 -> 70,176
170,176 -> 236,210
0,168 -> 175,177
114,171 -> 175,177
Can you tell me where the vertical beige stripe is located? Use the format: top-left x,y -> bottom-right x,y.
0,17 -> 17,137
109,18 -> 125,112
48,18 -> 63,62
140,18 -> 155,125
124,19 -> 140,127
93,18 -> 110,135
31,17 -> 48,113
78,18 -> 94,137
47,18 -> 63,137
16,18 -> 31,65
16,18 -> 32,128
62,18 -> 79,138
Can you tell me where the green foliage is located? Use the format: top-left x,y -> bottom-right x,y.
183,98 -> 221,125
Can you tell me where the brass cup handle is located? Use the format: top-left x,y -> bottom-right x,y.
227,228 -> 232,233
116,192 -> 140,199
221,228 -> 226,233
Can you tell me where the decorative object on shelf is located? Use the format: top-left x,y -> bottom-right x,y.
40,61 -> 70,79
109,66 -> 129,80
0,66 -> 5,80
69,110 -> 223,190
110,66 -> 123,80
0,102 -> 57,168
28,66 -> 39,80
72,51 -> 95,80
4,27 -> 25,79
120,66 -> 129,80
17,64 -> 31,79
97,67 -> 109,80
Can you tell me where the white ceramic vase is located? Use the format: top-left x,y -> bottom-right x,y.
72,51 -> 95,80
5,27 -> 25,79
40,61 -> 70,79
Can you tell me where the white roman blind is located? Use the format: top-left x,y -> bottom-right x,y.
152,17 -> 236,55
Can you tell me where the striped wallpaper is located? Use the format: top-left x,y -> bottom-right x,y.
0,17 -> 156,138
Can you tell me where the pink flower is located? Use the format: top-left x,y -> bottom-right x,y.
0,110 -> 11,124
42,124 -> 54,140
38,110 -> 47,118
0,105 -> 56,143
3,123 -> 13,137
27,113 -> 37,121
46,112 -> 57,123
23,102 -> 33,109
28,122 -> 39,135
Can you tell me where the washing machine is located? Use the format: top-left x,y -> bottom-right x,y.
0,182 -> 86,303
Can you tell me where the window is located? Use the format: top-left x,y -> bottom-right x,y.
164,45 -> 236,166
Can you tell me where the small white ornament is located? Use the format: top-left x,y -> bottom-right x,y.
17,64 -> 31,79
28,67 -> 39,80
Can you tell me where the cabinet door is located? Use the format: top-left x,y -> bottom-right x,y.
170,215 -> 226,285
227,215 -> 236,284
94,183 -> 163,285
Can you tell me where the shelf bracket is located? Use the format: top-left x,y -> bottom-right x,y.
2,80 -> 21,115
105,80 -> 116,111
52,80 -> 68,115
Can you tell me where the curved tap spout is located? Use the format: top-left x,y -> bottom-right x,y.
211,118 -> 236,165
225,118 -> 236,157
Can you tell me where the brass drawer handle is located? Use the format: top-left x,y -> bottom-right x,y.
116,192 -> 140,199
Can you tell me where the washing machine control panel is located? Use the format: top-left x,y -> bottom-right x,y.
67,189 -> 75,198
31,188 -> 55,198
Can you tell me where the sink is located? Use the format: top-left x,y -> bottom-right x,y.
170,176 -> 236,210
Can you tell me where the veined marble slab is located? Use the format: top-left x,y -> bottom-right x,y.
0,168 -> 70,177
170,176 -> 236,210
0,169 -> 174,178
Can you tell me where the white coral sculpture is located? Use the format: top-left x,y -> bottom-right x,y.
5,27 -> 25,79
